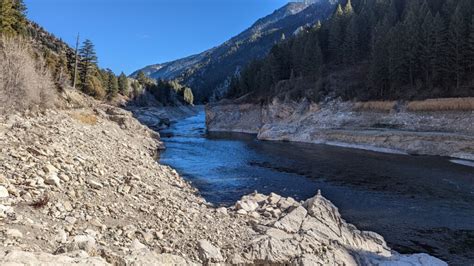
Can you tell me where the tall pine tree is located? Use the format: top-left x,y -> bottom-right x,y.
78,39 -> 98,94
118,72 -> 129,96
328,4 -> 344,64
447,5 -> 467,90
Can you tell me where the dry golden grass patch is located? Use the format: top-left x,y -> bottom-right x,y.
70,112 -> 98,125
353,101 -> 397,112
407,97 -> 474,112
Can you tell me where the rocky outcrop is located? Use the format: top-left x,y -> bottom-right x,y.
206,100 -> 474,159
0,104 -> 445,265
232,191 -> 446,265
129,105 -> 200,130
205,103 -> 262,133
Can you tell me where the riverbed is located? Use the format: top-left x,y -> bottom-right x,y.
156,110 -> 474,265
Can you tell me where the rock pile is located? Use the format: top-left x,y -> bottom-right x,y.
0,104 -> 446,265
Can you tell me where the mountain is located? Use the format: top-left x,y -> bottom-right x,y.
132,1 -> 337,102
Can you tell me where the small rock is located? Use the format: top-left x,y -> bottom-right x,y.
63,201 -> 73,212
66,235 -> 96,254
268,193 -> 282,205
6,229 -> 23,238
235,200 -> 258,212
0,186 -> 9,198
131,239 -> 147,251
88,180 -> 103,190
249,211 -> 261,219
236,209 -> 247,215
43,164 -> 58,174
198,240 -> 224,263
140,231 -> 154,244
55,229 -> 68,243
216,207 -> 228,215
44,174 -> 61,188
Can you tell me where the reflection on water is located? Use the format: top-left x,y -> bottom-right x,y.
157,110 -> 474,265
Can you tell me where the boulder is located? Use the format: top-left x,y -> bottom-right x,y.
274,206 -> 307,233
65,235 -> 97,254
235,200 -> 258,212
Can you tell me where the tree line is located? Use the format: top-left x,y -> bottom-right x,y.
1,0 -> 131,100
1,0 -> 195,106
227,0 -> 474,102
134,71 -> 194,106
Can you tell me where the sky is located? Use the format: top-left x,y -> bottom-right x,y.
25,0 -> 289,75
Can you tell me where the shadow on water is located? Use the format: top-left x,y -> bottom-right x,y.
156,110 -> 474,265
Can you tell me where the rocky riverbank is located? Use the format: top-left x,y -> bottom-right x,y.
128,104 -> 200,130
206,99 -> 474,160
0,103 -> 446,265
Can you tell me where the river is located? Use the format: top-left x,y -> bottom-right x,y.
156,110 -> 474,265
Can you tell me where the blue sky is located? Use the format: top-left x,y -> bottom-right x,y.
25,0 -> 289,75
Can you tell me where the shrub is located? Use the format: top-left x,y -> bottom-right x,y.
0,37 -> 56,114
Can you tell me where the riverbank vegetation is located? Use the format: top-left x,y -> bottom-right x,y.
133,71 -> 195,106
227,0 -> 474,103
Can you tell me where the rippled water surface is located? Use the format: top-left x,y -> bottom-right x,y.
156,110 -> 474,265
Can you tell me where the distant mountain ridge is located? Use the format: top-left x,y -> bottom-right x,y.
132,1 -> 337,102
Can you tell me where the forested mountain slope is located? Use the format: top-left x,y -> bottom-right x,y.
133,1 -> 338,102
226,0 -> 474,103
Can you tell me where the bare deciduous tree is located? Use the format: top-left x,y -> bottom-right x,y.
0,37 -> 56,114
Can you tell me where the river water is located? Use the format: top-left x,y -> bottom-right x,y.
157,110 -> 474,265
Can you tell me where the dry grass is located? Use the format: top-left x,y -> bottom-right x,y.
407,97 -> 474,112
0,37 -> 56,114
71,112 -> 98,125
353,101 -> 397,112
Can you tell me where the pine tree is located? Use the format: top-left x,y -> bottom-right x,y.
291,36 -> 305,76
118,72 -> 129,96
432,13 -> 448,86
328,4 -> 344,64
0,0 -> 16,36
106,70 -> 119,97
344,0 -> 354,18
12,0 -> 26,34
302,34 -> 323,78
447,6 -> 467,90
369,22 -> 390,98
402,1 -> 422,89
136,71 -> 148,86
383,0 -> 398,27
55,53 -> 71,86
420,10 -> 435,90
469,16 -> 474,74
343,15 -> 359,66
78,39 -> 98,94
0,0 -> 26,36
314,20 -> 322,31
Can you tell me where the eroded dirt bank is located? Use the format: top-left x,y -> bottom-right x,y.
0,104 -> 445,265
206,100 -> 474,160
